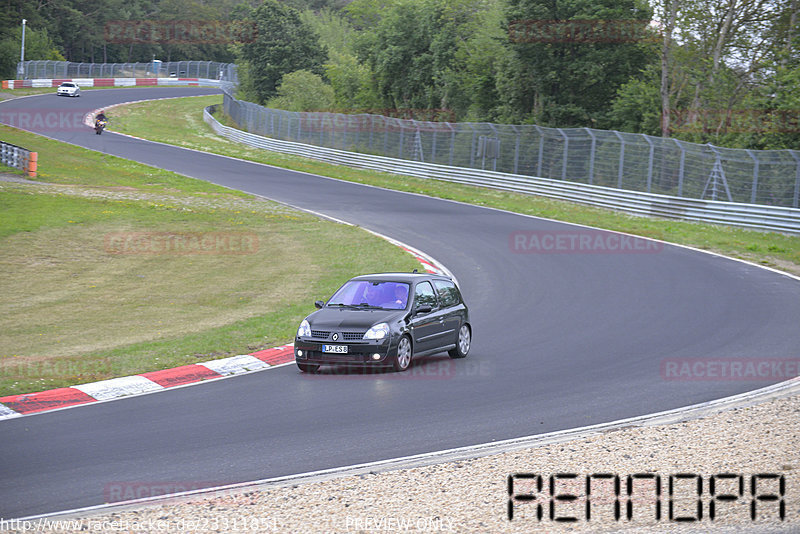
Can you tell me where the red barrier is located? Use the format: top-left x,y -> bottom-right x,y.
94,78 -> 115,86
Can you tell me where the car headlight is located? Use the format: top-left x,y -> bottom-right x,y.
363,322 -> 390,340
297,319 -> 311,338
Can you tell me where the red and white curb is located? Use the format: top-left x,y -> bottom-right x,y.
0,345 -> 294,420
0,242 -> 446,421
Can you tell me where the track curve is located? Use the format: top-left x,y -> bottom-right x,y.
1,88 -> 799,518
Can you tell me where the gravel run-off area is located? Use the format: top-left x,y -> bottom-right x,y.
4,383 -> 797,534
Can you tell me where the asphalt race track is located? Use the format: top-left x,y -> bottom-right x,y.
2,88 -> 799,518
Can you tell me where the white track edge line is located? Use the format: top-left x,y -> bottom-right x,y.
18,376 -> 800,523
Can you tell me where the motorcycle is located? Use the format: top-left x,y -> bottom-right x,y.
94,118 -> 107,135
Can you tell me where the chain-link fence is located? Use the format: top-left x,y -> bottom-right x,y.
223,89 -> 800,208
18,61 -> 237,82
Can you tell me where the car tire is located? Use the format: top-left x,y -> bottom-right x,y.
393,335 -> 413,372
297,362 -> 319,373
448,323 -> 471,359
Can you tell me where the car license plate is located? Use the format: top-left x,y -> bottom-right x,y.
322,344 -> 348,354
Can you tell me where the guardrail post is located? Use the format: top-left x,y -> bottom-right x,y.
584,128 -> 596,184
644,135 -> 654,193
613,130 -> 625,188
488,124 -> 499,171
534,126 -> 544,177
431,125 -> 438,165
398,120 -> 405,159
559,128 -> 568,181
511,125 -> 520,175
449,124 -> 455,167
746,149 -> 759,204
791,151 -> 800,208
675,138 -> 685,197
469,124 -> 477,168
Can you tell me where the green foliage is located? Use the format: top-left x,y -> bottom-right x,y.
499,0 -> 656,127
300,7 -> 381,110
266,69 -> 335,111
239,0 -> 328,104
608,64 -> 662,135
0,26 -> 65,79
350,0 -> 502,118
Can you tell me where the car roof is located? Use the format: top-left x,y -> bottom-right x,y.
348,272 -> 453,284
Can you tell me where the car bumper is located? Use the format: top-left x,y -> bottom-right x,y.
294,337 -> 395,366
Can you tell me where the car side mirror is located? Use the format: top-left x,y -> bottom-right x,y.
415,305 -> 433,314
314,300 -> 325,309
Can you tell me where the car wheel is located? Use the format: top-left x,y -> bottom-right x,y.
393,335 -> 413,372
297,362 -> 319,373
448,323 -> 471,359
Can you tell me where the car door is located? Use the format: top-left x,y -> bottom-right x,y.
432,279 -> 462,348
408,281 -> 442,354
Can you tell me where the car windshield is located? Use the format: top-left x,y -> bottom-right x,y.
327,281 -> 409,310
61,83 -> 74,87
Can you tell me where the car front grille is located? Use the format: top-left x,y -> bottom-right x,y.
343,332 -> 366,340
309,330 -> 367,341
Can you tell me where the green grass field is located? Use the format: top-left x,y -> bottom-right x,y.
0,123 -> 419,396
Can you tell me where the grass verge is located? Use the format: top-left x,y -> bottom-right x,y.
110,95 -> 800,277
0,124 -> 420,396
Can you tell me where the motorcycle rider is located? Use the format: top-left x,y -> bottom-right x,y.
94,110 -> 107,134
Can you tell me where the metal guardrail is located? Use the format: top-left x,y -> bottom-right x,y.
222,89 -> 800,209
18,61 -> 238,83
0,141 -> 36,177
203,105 -> 800,235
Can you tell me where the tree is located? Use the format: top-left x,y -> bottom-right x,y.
351,0 -> 499,118
0,26 -> 65,79
239,0 -> 327,104
266,69 -> 335,111
498,0 -> 656,127
659,0 -> 680,136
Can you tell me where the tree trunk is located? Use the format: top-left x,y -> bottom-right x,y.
661,0 -> 679,137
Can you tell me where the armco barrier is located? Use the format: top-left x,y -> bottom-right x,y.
2,78 -> 226,89
0,141 -> 37,177
203,105 -> 800,235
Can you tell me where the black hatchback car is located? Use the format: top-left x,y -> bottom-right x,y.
294,272 -> 471,373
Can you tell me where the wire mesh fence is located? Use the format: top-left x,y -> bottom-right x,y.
222,88 -> 800,208
18,61 -> 237,82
